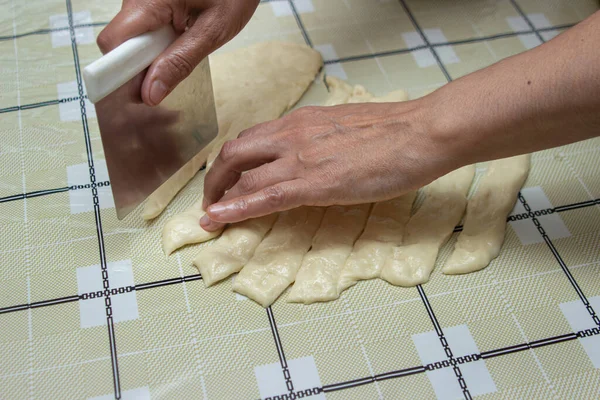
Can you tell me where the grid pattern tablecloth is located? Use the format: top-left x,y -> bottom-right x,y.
1,0 -> 599,399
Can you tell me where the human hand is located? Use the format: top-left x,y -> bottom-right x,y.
97,0 -> 260,106
200,100 -> 460,231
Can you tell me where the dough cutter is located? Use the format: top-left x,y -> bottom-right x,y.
83,26 -> 218,219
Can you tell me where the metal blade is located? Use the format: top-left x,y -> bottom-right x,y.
94,58 -> 217,219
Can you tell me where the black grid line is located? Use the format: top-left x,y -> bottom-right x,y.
64,0 -> 121,398
509,0 -> 545,42
0,3 -> 596,400
396,1 -> 472,397
518,193 -> 600,328
398,0 -> 452,82
0,23 -> 577,116
266,306 -> 296,395
287,0 -> 312,48
0,181 -> 110,204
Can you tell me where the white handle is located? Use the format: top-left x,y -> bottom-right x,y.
83,25 -> 178,103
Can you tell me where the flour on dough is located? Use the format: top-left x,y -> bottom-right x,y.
443,155 -> 530,275
161,196 -> 223,255
380,165 -> 475,286
232,207 -> 325,307
193,213 -> 278,286
142,42 -> 322,220
288,204 -> 371,304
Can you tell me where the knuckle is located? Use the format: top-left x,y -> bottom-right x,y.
218,140 -> 238,164
263,185 -> 286,208
237,173 -> 257,195
162,51 -> 195,81
96,30 -> 111,53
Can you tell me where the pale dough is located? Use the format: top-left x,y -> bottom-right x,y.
142,42 -> 322,220
380,165 -> 475,286
443,155 -> 531,275
161,196 -> 223,255
287,83 -> 409,304
337,191 -> 417,292
193,213 -> 278,286
288,204 -> 372,304
232,207 -> 325,307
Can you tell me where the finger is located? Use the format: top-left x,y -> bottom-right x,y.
237,118 -> 285,139
203,179 -> 314,226
96,2 -> 169,54
202,137 -> 281,209
141,9 -> 226,106
220,158 -> 296,203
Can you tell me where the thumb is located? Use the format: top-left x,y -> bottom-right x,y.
96,2 -> 170,54
141,9 -> 225,106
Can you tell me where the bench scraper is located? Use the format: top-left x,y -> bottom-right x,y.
83,26 -> 218,219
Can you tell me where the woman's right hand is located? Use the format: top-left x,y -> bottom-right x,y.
97,0 -> 260,106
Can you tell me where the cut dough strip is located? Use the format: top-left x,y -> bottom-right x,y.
161,196 -> 223,255
443,155 -> 531,275
142,42 -> 322,220
193,213 -> 278,286
287,204 -> 371,304
337,191 -> 417,292
232,207 -> 326,307
380,165 -> 475,286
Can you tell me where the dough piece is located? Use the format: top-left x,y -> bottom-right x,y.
232,207 -> 326,307
348,84 -> 374,103
193,213 -> 278,286
369,89 -> 409,103
443,155 -> 531,275
142,42 -> 322,219
323,76 -> 354,106
380,165 -> 475,286
337,192 -> 417,292
191,76 -> 351,284
161,196 -> 223,255
287,204 -> 371,304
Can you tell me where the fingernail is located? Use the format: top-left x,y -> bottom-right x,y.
199,214 -> 212,229
149,80 -> 168,105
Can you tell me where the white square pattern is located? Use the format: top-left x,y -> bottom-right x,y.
66,159 -> 114,214
560,297 -> 600,368
56,80 -> 96,122
270,0 -> 314,17
255,356 -> 324,399
412,325 -> 497,399
49,11 -> 95,48
509,186 -> 571,245
315,44 -> 348,80
76,259 -> 139,328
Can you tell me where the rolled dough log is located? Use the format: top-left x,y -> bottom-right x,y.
142,42 -> 322,220
287,204 -> 371,304
337,191 -> 417,292
193,213 -> 279,286
380,165 -> 475,286
232,207 -> 326,307
443,155 -> 531,275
